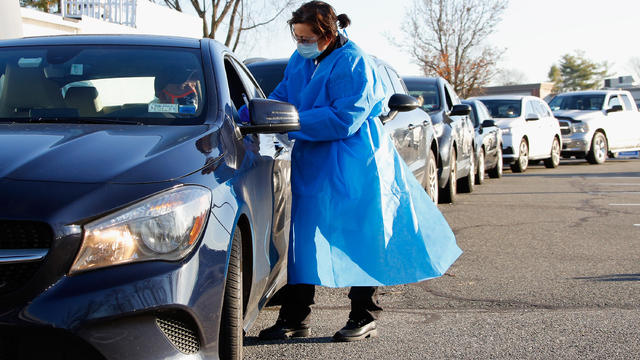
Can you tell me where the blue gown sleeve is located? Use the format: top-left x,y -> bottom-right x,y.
288,55 -> 378,142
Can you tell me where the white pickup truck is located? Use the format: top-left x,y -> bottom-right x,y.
549,90 -> 640,164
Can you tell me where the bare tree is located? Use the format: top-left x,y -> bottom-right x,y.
628,57 -> 640,83
152,0 -> 298,52
402,0 -> 508,98
493,68 -> 528,86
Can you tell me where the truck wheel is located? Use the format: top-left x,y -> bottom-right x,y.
459,149 -> 475,193
425,149 -> 439,204
510,139 -> 528,173
439,150 -> 457,204
544,137 -> 561,168
587,132 -> 607,164
219,227 -> 243,360
488,146 -> 503,178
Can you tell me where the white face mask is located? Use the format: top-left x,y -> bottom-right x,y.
297,42 -> 322,59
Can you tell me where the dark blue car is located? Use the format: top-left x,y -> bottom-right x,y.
0,35 -> 303,359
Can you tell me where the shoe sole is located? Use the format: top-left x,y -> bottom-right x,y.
332,328 -> 378,342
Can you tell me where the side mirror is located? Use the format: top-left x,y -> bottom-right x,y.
525,113 -> 539,121
380,93 -> 420,124
240,98 -> 301,135
481,119 -> 495,128
606,105 -> 623,113
450,104 -> 471,116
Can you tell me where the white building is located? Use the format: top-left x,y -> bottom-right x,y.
1,0 -> 202,40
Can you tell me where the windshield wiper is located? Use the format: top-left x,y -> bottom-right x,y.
22,117 -> 143,125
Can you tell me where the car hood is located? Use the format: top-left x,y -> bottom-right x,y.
493,118 -> 521,129
553,110 -> 602,121
0,123 -> 214,184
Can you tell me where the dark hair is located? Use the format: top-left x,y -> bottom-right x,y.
288,1 -> 351,40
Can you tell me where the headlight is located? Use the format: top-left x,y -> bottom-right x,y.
70,186 -> 212,274
433,122 -> 444,137
571,122 -> 588,133
501,127 -> 511,135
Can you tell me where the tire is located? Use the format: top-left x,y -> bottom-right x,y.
475,149 -> 485,185
425,149 -> 439,204
219,227 -> 243,360
544,137 -> 561,168
510,139 -> 528,173
458,149 -> 475,193
488,145 -> 503,179
439,149 -> 457,204
586,132 -> 607,164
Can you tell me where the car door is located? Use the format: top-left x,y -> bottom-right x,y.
604,94 -> 626,150
377,64 -> 417,171
224,56 -> 288,314
619,93 -> 640,148
443,83 -> 469,170
523,99 -> 543,157
536,99 -> 557,156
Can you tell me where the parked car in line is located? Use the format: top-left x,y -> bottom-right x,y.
474,95 -> 562,173
403,76 -> 474,203
246,58 -> 441,204
461,99 -> 503,183
547,90 -> 640,164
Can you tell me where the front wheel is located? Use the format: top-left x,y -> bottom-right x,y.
219,227 -> 243,360
475,149 -> 485,185
488,145 -> 503,178
587,132 -> 607,164
458,149 -> 475,193
439,150 -> 457,204
425,149 -> 439,204
544,137 -> 561,168
510,139 -> 528,173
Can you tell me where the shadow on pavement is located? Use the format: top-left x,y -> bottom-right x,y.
573,274 -> 640,282
244,336 -> 334,346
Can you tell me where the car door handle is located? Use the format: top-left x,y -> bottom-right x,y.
408,124 -> 417,130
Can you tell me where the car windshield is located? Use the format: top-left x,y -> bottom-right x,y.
0,45 -> 207,125
548,94 -> 605,111
479,99 -> 521,118
246,62 -> 285,98
405,82 -> 440,113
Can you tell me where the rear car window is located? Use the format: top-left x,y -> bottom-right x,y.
480,99 -> 521,118
0,46 -> 208,125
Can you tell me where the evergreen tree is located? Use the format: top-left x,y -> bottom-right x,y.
548,51 -> 610,92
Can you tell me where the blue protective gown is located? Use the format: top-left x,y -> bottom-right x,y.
269,40 -> 462,287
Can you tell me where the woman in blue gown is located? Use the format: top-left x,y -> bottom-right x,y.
257,1 -> 462,342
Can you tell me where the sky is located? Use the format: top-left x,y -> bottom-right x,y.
240,0 -> 640,84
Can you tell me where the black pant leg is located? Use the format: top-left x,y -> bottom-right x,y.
277,284 -> 315,327
348,286 -> 383,322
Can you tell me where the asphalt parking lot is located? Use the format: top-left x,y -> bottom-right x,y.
244,158 -> 640,359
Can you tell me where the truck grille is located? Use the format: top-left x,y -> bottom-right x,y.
0,221 -> 53,295
556,118 -> 572,136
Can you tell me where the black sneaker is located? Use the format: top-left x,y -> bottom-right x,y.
258,320 -> 310,340
332,318 -> 377,342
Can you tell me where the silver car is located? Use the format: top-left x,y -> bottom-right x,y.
548,90 -> 640,164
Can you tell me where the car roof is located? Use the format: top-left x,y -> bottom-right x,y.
0,34 -> 202,48
473,95 -> 527,101
402,76 -> 438,84
244,58 -> 288,67
554,90 -> 625,96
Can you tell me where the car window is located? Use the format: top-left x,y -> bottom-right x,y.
525,100 -> 536,117
621,94 -> 634,111
477,102 -> 491,122
548,94 -> 605,111
385,67 -> 407,94
464,103 -> 478,126
535,100 -> 552,117
246,62 -> 285,98
443,86 -> 453,111
224,57 -> 253,119
405,80 -> 440,113
480,99 -> 521,118
608,95 -> 621,108
0,46 -> 208,124
376,65 -> 395,102
231,58 -> 264,100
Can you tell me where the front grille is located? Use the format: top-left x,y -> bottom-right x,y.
0,221 -> 53,249
156,313 -> 201,354
558,120 -> 571,135
0,221 -> 53,295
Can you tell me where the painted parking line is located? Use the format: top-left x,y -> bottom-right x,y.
609,204 -> 640,206
597,183 -> 640,186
